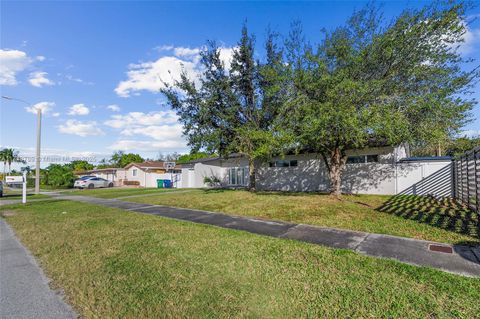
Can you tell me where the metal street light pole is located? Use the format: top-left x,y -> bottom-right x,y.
1,96 -> 42,194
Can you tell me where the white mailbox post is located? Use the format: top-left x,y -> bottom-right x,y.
5,174 -> 27,204
22,172 -> 27,204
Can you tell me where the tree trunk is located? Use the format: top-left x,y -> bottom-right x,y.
248,157 -> 256,192
328,148 -> 347,197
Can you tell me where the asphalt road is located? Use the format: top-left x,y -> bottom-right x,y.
0,219 -> 77,319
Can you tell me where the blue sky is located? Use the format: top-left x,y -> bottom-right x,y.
1,1 -> 480,168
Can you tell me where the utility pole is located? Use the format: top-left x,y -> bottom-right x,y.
1,96 -> 42,194
35,108 -> 41,194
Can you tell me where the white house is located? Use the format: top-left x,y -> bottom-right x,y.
123,161 -> 183,188
180,145 -> 453,196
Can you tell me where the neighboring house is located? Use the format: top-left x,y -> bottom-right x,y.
180,145 -> 453,196
81,168 -> 126,186
123,161 -> 183,188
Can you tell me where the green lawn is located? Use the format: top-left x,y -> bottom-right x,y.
67,187 -> 183,199
2,200 -> 479,318
125,189 -> 479,244
0,188 -> 50,201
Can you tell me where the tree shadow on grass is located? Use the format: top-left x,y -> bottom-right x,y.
376,195 -> 479,243
203,188 -> 333,197
1,193 -> 40,199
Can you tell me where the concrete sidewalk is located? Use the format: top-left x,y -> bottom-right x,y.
54,194 -> 480,277
0,219 -> 77,319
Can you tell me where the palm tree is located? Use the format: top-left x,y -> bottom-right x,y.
0,149 -> 6,180
2,148 -> 25,175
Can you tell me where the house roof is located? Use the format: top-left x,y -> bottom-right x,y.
184,153 -> 243,164
76,168 -> 124,174
124,161 -> 182,171
399,156 -> 452,162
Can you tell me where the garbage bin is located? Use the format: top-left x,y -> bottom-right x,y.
157,179 -> 164,188
163,180 -> 172,188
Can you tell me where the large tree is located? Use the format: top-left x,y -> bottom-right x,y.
285,2 -> 478,195
110,151 -> 144,168
42,164 -> 76,188
162,26 -> 287,190
69,160 -> 94,172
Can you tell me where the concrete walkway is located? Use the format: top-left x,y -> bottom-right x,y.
0,219 -> 77,319
53,194 -> 480,277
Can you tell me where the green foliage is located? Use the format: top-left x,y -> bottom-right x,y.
413,135 -> 480,157
177,152 -> 213,163
100,151 -> 145,168
446,136 -> 480,157
0,148 -> 25,176
203,175 -> 221,187
6,200 -> 480,318
42,164 -> 76,188
163,2 -> 477,195
162,25 -> 289,190
69,160 -> 94,172
284,2 -> 477,194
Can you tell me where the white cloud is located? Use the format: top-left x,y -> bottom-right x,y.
58,119 -> 104,137
155,45 -> 174,52
115,56 -> 199,97
456,24 -> 480,56
461,129 -> 480,138
218,47 -> 236,71
25,101 -> 55,114
106,104 -> 120,112
52,112 -> 60,117
36,55 -> 45,61
108,140 -> 187,152
173,47 -> 201,58
28,71 -> 54,87
445,20 -> 480,56
65,74 -> 94,85
121,124 -> 184,141
105,110 -> 187,152
104,110 -> 179,128
68,103 -> 90,116
115,46 -> 235,97
0,49 -> 32,85
0,145 -> 108,169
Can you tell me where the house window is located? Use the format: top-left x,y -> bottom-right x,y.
366,155 -> 379,163
228,167 -> 245,185
347,155 -> 379,164
346,156 -> 365,164
269,160 -> 298,167
132,169 -> 137,177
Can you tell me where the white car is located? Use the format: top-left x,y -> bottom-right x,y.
74,176 -> 113,189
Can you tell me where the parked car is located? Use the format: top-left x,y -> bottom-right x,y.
74,176 -> 113,189
0,181 -> 3,197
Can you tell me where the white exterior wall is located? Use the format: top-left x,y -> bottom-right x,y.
183,145 -> 453,196
257,147 -> 397,194
181,157 -> 249,188
123,167 -> 183,188
124,166 -> 147,186
144,172 -> 183,188
395,161 -> 452,197
91,169 -> 126,186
